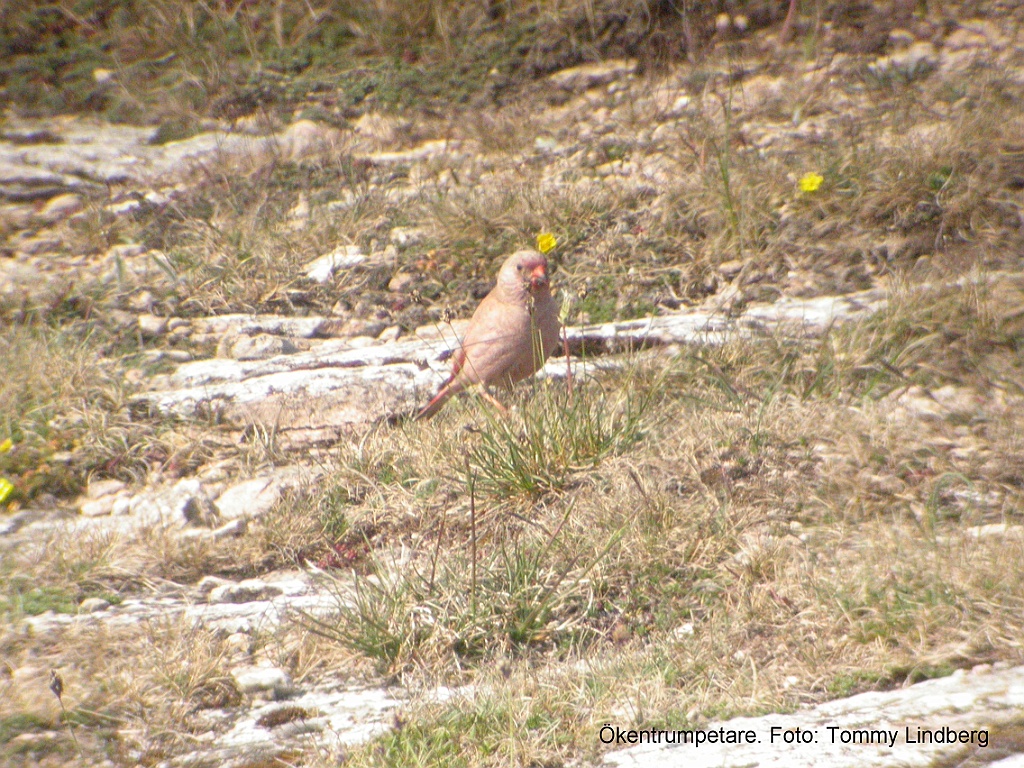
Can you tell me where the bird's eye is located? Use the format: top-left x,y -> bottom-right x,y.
516,265 -> 523,271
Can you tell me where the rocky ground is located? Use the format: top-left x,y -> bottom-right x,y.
2,2 -> 1024,767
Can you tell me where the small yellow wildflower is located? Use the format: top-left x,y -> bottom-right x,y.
0,438 -> 11,453
799,172 -> 824,193
0,478 -> 13,504
536,232 -> 557,254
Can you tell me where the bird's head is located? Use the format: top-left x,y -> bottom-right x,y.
498,249 -> 551,300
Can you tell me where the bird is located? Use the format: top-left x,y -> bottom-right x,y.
415,249 -> 561,420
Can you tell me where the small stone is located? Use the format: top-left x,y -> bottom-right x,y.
548,60 -> 636,92
107,199 -> 141,215
143,190 -> 170,206
212,518 -> 247,539
377,325 -> 402,342
870,41 -> 937,77
534,136 -> 559,152
352,113 -> 412,145
273,716 -> 327,738
304,246 -> 366,283
196,459 -> 235,483
80,497 -> 117,517
387,272 -> 417,292
138,314 -> 168,338
339,318 -> 387,338
221,334 -> 298,361
232,664 -> 293,696
168,478 -> 212,522
209,579 -> 283,604
196,576 -> 233,596
79,597 -> 110,613
888,28 -> 916,48
36,193 -> 83,224
945,25 -> 995,51
225,632 -> 251,656
127,290 -> 155,313
280,120 -> 344,162
107,310 -> 136,329
87,478 -> 126,499
168,325 -> 192,341
389,227 -> 428,248
215,477 -> 283,521
672,623 -> 695,639
717,259 -> 745,279
668,95 -> 691,116
182,493 -> 220,527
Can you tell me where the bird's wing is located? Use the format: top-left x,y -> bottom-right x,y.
457,298 -> 530,386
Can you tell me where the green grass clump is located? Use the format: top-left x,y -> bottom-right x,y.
461,377 -> 655,499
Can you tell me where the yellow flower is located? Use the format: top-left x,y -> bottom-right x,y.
536,233 -> 557,254
799,172 -> 824,193
0,438 -> 11,453
0,478 -> 13,504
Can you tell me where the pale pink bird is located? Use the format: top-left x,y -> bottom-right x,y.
415,249 -> 561,420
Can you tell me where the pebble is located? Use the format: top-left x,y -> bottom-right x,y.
127,290 -> 155,312
196,576 -> 234,595
209,579 -> 283,604
80,496 -> 118,517
79,597 -> 110,613
387,272 -> 417,292
339,318 -> 387,338
107,199 -> 141,215
138,313 -> 168,337
304,246 -> 366,283
869,41 -> 937,77
87,478 -> 126,499
181,493 -> 220,527
215,477 -> 284,521
219,333 -> 298,360
232,665 -> 293,696
389,227 -> 428,248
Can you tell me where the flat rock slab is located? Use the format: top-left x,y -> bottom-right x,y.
167,685 -> 403,768
604,664 -> 1024,767
22,568 -> 341,636
136,288 -> 886,436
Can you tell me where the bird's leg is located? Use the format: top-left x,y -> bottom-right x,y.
477,387 -> 509,415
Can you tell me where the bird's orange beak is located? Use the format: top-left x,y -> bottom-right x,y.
529,263 -> 549,289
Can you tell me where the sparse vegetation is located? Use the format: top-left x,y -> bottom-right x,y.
2,0 -> 1024,766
